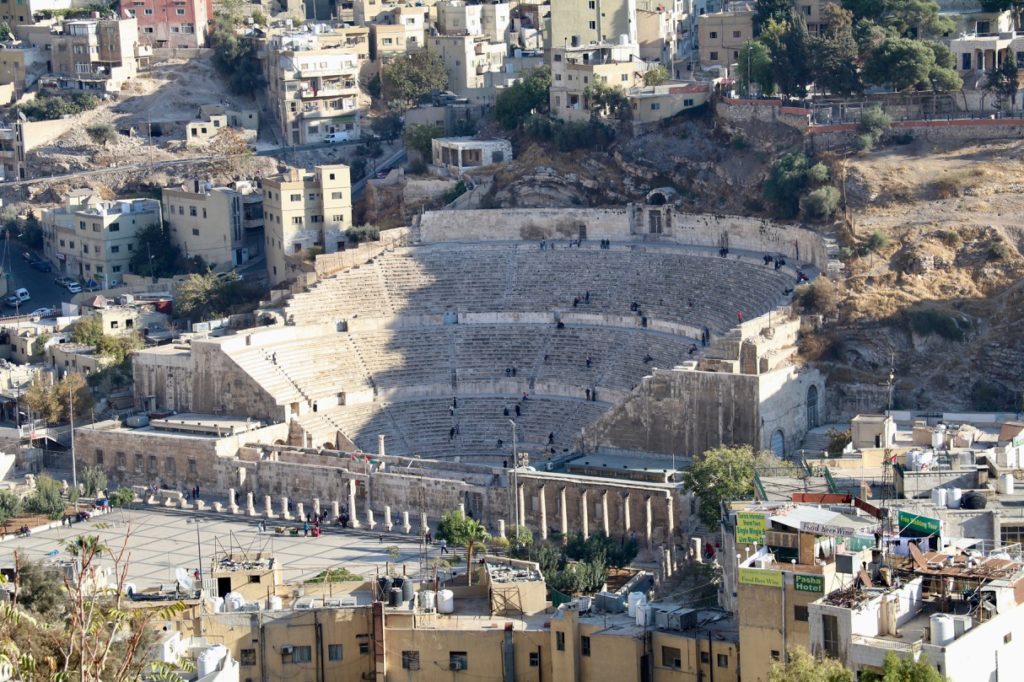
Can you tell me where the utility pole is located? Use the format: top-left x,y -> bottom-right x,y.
508,419 -> 517,533
69,380 -> 77,512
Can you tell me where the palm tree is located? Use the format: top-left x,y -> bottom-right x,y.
437,509 -> 491,586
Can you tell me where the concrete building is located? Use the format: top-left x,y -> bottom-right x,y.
41,190 -> 162,284
126,0 -> 211,48
0,123 -> 24,181
549,41 -> 644,122
47,342 -> 113,378
0,41 -> 46,97
47,13 -> 141,91
636,0 -> 688,66
628,81 -> 710,131
550,0 -> 638,52
437,0 -> 511,43
262,28 -> 369,146
697,4 -> 752,69
262,164 -> 352,284
185,105 -> 259,146
162,179 -> 264,270
431,136 -> 512,173
369,5 -> 428,60
428,34 -> 509,104
404,94 -> 488,134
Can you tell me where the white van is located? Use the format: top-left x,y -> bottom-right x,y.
325,131 -> 351,143
5,288 -> 30,307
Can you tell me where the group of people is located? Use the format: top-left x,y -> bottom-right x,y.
763,254 -> 787,271
572,291 -> 591,307
183,485 -> 201,503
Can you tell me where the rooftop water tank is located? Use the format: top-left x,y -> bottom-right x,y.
437,589 -> 455,614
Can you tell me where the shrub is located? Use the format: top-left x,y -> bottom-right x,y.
15,91 -> 99,122
443,180 -> 467,204
305,567 -> 363,583
865,230 -> 889,252
794,278 -> 838,316
0,490 -> 22,527
108,487 -> 135,507
857,105 -> 891,151
989,240 -> 1012,261
86,123 -> 118,145
346,224 -> 380,243
903,308 -> 968,342
800,186 -> 841,221
80,465 -> 107,497
25,474 -> 66,520
826,429 -> 852,455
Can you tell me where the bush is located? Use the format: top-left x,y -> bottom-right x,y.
305,567 -> 363,583
109,487 -> 135,507
80,465 -> 107,497
903,308 -> 968,342
989,240 -> 1012,261
856,105 -> 891,151
865,230 -> 889,252
25,474 -> 66,520
346,224 -> 380,243
0,490 -> 22,527
443,180 -> 467,205
794,278 -> 838,316
86,123 -> 118,145
800,186 -> 841,221
15,91 -> 99,122
826,429 -> 852,455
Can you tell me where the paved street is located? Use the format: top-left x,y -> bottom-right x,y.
0,506 -> 434,590
1,243 -> 75,313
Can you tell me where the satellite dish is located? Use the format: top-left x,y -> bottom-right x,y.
175,567 -> 195,591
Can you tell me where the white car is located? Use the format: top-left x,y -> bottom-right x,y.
325,131 -> 352,143
65,281 -> 82,294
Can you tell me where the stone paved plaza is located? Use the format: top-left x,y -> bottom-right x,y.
0,506 -> 432,589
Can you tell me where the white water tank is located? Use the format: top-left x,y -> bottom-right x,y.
627,592 -> 646,617
419,590 -> 436,611
197,645 -> 228,678
947,488 -> 963,509
931,614 -> 955,645
212,596 -> 224,613
931,425 -> 946,450
934,488 -> 948,508
437,589 -> 455,614
998,473 -> 1014,495
635,605 -> 651,627
267,595 -> 283,611
224,592 -> 245,612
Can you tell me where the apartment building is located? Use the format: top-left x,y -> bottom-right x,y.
636,0 -> 689,67
0,0 -> 77,27
47,13 -> 141,91
0,123 -> 24,181
369,5 -> 428,60
262,164 -> 351,284
42,190 -> 161,284
550,0 -> 638,51
436,1 -> 511,42
162,179 -> 264,271
263,29 -> 368,145
697,4 -> 753,68
428,34 -> 509,104
549,41 -> 644,122
125,0 -> 211,49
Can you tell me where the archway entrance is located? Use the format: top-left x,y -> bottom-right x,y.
770,430 -> 785,458
806,385 -> 819,429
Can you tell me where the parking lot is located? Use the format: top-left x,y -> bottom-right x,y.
3,247 -> 78,313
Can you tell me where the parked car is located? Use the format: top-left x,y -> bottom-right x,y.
65,281 -> 82,294
5,288 -> 30,307
325,131 -> 352,143
54,275 -> 75,287
21,251 -> 35,262
30,260 -> 51,272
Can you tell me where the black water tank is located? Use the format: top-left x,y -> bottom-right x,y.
389,587 -> 403,607
961,491 -> 987,509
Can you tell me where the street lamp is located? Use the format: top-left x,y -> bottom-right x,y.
508,419 -> 517,533
69,379 -> 78,512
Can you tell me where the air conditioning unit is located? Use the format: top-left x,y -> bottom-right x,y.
281,646 -> 294,656
449,660 -> 466,671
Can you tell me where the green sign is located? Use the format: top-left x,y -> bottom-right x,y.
735,511 -> 768,544
897,510 -> 941,538
794,574 -> 824,593
739,567 -> 783,588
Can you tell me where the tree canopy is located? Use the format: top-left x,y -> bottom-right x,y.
768,647 -> 853,682
494,66 -> 551,129
682,445 -> 759,527
861,652 -> 946,681
763,152 -> 830,219
436,509 -> 490,585
738,41 -> 776,96
986,51 -> 1020,110
811,5 -> 863,96
23,373 -> 93,425
402,123 -> 443,159
382,52 -> 448,108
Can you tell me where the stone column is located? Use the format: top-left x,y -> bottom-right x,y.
601,491 -> 610,536
348,480 -> 361,528
402,511 -> 411,534
384,505 -> 393,532
366,509 -> 376,530
580,489 -> 589,539
280,496 -> 291,520
664,547 -> 673,577
498,519 -> 506,539
228,488 -> 238,514
246,491 -> 256,517
296,502 -> 305,521
331,500 -> 340,520
459,502 -> 466,516
313,498 -> 321,518
420,511 -> 429,535
517,484 -> 526,529
263,495 -> 274,518
538,486 -> 548,540
622,493 -> 631,535
559,488 -> 568,538
645,496 -> 653,545
665,493 -> 675,536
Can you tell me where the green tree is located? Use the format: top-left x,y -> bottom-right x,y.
863,36 -> 935,90
435,509 -> 490,585
23,372 -> 93,425
0,20 -> 11,40
382,51 -> 448,108
986,51 -> 1019,111
755,0 -> 794,28
860,651 -> 946,681
761,17 -> 813,98
800,186 -> 841,221
402,123 -> 443,158
210,15 -> 264,94
71,315 -> 104,346
370,113 -> 404,142
763,152 -> 829,218
80,465 -> 107,497
346,224 -> 380,243
768,646 -> 853,682
24,474 -> 66,520
0,490 -> 22,529
494,66 -> 551,129
857,104 -> 892,150
738,41 -> 776,96
980,0 -> 1024,30
811,5 -> 863,95
682,445 -> 758,527
507,524 -> 533,550
583,81 -> 631,122
643,64 -> 670,87
129,223 -> 185,278
13,559 -> 64,618
20,210 -> 43,250
884,0 -> 955,38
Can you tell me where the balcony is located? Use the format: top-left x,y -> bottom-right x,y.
849,635 -> 921,670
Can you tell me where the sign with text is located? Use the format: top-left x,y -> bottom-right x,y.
799,520 -> 856,538
793,574 -> 824,593
739,567 -> 783,588
735,511 -> 768,544
897,510 -> 941,538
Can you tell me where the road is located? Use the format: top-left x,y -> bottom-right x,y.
1,243 -> 74,313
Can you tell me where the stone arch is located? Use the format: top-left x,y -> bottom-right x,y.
770,429 -> 785,457
806,385 -> 820,429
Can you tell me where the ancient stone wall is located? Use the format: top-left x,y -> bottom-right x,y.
807,118 -> 1024,151
715,98 -> 811,132
188,342 -> 284,421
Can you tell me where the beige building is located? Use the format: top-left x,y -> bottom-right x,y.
436,0 -> 511,42
42,190 -> 161,284
629,81 -> 710,131
370,5 -> 428,60
185,104 -> 259,146
637,0 -> 688,66
550,0 -> 638,52
262,164 -> 352,284
549,41 -> 644,122
0,123 -> 24,181
263,28 -> 369,145
47,342 -> 113,378
162,179 -> 264,270
47,13 -> 141,91
428,34 -> 509,104
697,5 -> 753,69
431,136 -> 512,173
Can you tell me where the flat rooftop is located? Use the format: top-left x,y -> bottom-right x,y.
79,414 -> 269,440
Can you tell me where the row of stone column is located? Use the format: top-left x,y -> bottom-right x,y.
520,484 -> 675,546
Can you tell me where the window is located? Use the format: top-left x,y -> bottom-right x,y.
310,215 -> 322,223
684,98 -> 694,106
292,217 -> 303,225
651,102 -> 661,110
189,206 -> 197,216
240,650 -> 257,666
134,453 -> 144,472
178,206 -> 184,215
580,636 -> 590,656
331,191 -> 344,199
554,53 -> 562,62
529,652 -> 540,667
69,241 -> 75,248
717,654 -> 729,668
700,652 -> 710,664
94,449 -> 104,465
202,208 -> 207,218
962,53 -> 972,70
331,214 -> 345,222
449,652 -> 468,671
308,193 -> 316,200
589,20 -> 596,28
1005,633 -> 1013,644
621,73 -> 628,81
144,8 -> 152,13
328,645 -> 343,661
289,646 -> 312,663
110,320 -> 119,329
771,650 -> 781,661
401,651 -> 420,670
709,31 -> 717,39
290,193 -> 302,201
192,228 -> 200,236
822,614 -> 840,658
662,646 -> 681,669
329,173 -> 335,180
79,220 -> 85,229
113,265 -> 122,273
111,245 -> 119,253
116,452 -> 126,469
60,240 -> 66,247
803,5 -> 811,15
358,642 -> 370,655
709,51 -> 718,61
82,244 -> 89,254
794,605 -> 809,621
188,458 -> 197,475
175,7 -> 184,13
